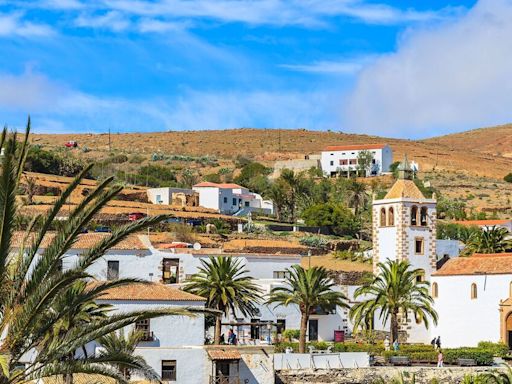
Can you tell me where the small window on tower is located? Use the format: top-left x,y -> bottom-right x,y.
380,208 -> 386,227
420,207 -> 428,226
388,207 -> 394,226
411,206 -> 418,226
415,238 -> 424,255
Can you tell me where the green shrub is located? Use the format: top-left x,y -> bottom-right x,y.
299,235 -> 329,249
282,329 -> 300,341
504,173 -> 512,183
477,341 -> 508,357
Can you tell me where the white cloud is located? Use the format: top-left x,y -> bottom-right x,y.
0,12 -> 54,37
75,10 -> 130,31
344,0 -> 512,138
137,18 -> 190,33
280,56 -> 376,75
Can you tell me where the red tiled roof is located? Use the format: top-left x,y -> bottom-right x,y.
194,182 -> 244,189
454,219 -> 511,226
94,282 -> 206,302
323,144 -> 387,151
433,253 -> 512,276
11,232 -> 148,250
207,349 -> 241,360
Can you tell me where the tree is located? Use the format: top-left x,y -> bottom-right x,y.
98,330 -> 159,382
504,173 -> 512,183
301,202 -> 360,237
183,256 -> 262,344
278,169 -> 311,223
346,180 -> 368,216
464,226 -> 511,254
0,119 -> 196,384
356,150 -> 374,177
350,260 -> 438,343
266,181 -> 288,222
267,265 -> 349,353
23,175 -> 37,205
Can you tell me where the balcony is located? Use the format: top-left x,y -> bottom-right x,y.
209,376 -> 240,384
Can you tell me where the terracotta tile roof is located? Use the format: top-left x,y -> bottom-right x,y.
41,374 -> 115,384
207,349 -> 242,360
323,143 -> 387,151
454,219 -> 511,226
433,253 -> 512,276
384,179 -> 425,200
194,182 -> 244,189
11,232 -> 148,250
94,282 -> 206,302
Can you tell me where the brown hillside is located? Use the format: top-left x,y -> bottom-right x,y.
424,124 -> 512,159
32,127 -> 510,179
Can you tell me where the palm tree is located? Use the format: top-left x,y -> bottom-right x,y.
98,330 -> 159,382
267,265 -> 349,353
346,180 -> 368,216
350,259 -> 438,343
464,226 -> 511,255
183,256 -> 262,344
0,119 -> 198,384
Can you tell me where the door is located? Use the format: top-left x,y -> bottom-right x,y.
162,258 -> 179,284
508,331 -> 512,350
308,319 -> 318,341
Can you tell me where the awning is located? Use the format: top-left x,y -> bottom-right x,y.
207,349 -> 241,360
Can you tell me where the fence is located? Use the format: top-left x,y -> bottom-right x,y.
274,352 -> 370,370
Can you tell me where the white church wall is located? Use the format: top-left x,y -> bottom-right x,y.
436,239 -> 462,259
431,274 -> 511,348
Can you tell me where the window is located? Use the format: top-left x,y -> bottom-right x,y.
372,159 -> 376,164
107,260 -> 119,280
330,161 -> 334,166
250,319 -> 260,339
161,360 -> 176,381
162,258 -> 179,284
388,207 -> 394,226
415,238 -> 424,255
420,207 -> 428,226
349,159 -> 357,165
223,197 -> 228,204
273,271 -> 290,279
276,319 -> 286,334
416,270 -> 425,283
411,206 -> 418,226
156,194 -> 162,203
432,282 -> 438,298
340,159 -> 348,165
232,198 -> 237,206
135,319 -> 154,341
380,208 -> 386,227
471,283 -> 477,299
245,201 -> 250,207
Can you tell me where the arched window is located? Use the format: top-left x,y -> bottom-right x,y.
411,206 -> 418,226
420,207 -> 428,226
380,208 -> 386,227
388,207 -> 395,226
432,282 -> 438,298
471,283 -> 477,299
416,269 -> 425,283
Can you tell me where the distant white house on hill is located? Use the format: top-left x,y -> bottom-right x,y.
147,187 -> 199,207
320,143 -> 393,177
192,182 -> 273,216
454,219 -> 512,233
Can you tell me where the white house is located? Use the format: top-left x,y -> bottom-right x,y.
146,187 -> 199,207
320,144 -> 393,177
192,182 -> 273,216
454,219 -> 512,233
93,283 -> 208,383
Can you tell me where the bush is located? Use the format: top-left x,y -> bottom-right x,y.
302,202 -> 360,237
282,329 -> 300,341
299,235 -> 329,249
477,341 -> 508,357
504,173 -> 512,183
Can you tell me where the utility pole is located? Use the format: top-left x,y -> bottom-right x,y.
108,127 -> 112,153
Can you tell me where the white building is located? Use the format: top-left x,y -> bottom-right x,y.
320,144 -> 393,177
93,283 -> 208,383
431,253 -> 512,348
146,187 -> 199,207
454,219 -> 512,233
193,182 -> 273,216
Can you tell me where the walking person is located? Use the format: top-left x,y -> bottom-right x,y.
431,337 -> 437,349
436,336 -> 441,350
393,339 -> 399,352
437,350 -> 444,368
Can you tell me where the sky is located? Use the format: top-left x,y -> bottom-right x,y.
3,0 -> 512,138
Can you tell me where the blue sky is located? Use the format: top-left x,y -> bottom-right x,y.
4,0 -> 512,138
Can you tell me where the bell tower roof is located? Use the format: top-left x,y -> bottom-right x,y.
384,179 -> 425,199
397,154 -> 414,180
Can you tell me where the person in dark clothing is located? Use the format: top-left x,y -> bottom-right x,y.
436,336 -> 441,350
431,337 -> 437,348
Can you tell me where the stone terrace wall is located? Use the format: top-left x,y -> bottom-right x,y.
276,367 -> 503,384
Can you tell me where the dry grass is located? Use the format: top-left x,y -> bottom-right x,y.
301,254 -> 373,272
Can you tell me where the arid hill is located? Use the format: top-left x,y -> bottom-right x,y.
32,126 -> 511,179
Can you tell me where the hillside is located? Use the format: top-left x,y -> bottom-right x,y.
32,127 -> 511,179
424,124 -> 512,158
